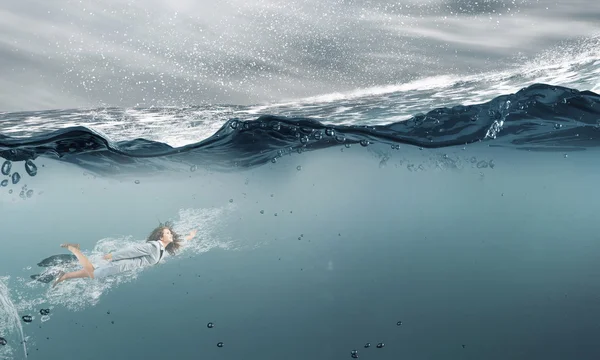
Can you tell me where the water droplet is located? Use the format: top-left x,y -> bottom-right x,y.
296,165 -> 302,171
360,140 -> 369,147
207,322 -> 214,328
217,342 -> 224,348
1,160 -> 11,175
190,165 -> 197,172
364,343 -> 371,348
22,315 -> 32,323
0,180 -> 7,187
260,210 -> 264,214
134,180 -> 140,184
12,172 -> 21,185
476,161 -> 488,169
25,160 -> 37,176
0,337 -> 6,346
325,128 -> 335,136
376,343 -> 385,348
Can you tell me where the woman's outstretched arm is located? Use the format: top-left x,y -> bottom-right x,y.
184,229 -> 197,241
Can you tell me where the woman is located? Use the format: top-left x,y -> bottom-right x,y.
52,222 -> 197,287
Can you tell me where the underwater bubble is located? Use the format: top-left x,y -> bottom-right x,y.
39,309 -> 50,316
274,213 -> 277,216
489,160 -> 495,169
296,166 -> 302,171
229,199 -> 233,203
554,123 -> 562,129
207,322 -> 214,328
313,131 -> 323,140
300,136 -> 309,144
325,128 -> 335,136
476,161 -> 488,169
335,135 -> 345,143
271,158 -> 277,163
25,160 -> 37,176
8,189 -> 13,194
242,122 -> 250,130
271,122 -> 281,131
344,143 -> 351,148
1,160 -> 11,175
217,342 -> 224,348
564,154 -> 568,158
134,180 -> 140,184
230,120 -> 238,129
22,315 -> 32,323
351,350 -> 358,355
470,157 -> 477,163
260,210 -> 264,214
0,180 -> 7,187
0,337 -> 6,346
11,172 -> 20,185
351,354 -> 358,359
190,165 -> 197,172
376,343 -> 385,348
397,321 -> 402,326
19,191 -> 25,199
364,343 -> 371,348
359,140 -> 369,147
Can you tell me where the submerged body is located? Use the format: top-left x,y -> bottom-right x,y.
52,222 -> 196,286
93,241 -> 165,279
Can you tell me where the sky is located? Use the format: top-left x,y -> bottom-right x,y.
0,0 -> 598,111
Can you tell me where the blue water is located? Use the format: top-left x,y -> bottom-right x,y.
1,81 -> 600,359
1,1 -> 600,358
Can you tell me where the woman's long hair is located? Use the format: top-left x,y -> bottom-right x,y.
146,221 -> 182,255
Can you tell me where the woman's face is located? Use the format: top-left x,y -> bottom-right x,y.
161,228 -> 174,243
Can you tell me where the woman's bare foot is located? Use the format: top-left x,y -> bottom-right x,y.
52,271 -> 66,288
60,243 -> 80,251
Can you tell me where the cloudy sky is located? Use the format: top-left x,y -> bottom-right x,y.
0,0 -> 598,111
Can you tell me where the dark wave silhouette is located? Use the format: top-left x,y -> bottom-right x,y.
0,83 -> 599,175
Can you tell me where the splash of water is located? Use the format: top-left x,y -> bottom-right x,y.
0,277 -> 28,359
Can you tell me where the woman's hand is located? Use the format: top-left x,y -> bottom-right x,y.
103,253 -> 113,261
185,229 -> 197,241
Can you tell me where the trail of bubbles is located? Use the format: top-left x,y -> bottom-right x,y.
0,277 -> 28,359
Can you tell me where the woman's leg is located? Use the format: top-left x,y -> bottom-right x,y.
60,243 -> 95,279
52,269 -> 90,287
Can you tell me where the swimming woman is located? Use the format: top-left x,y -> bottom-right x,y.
52,222 -> 197,287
